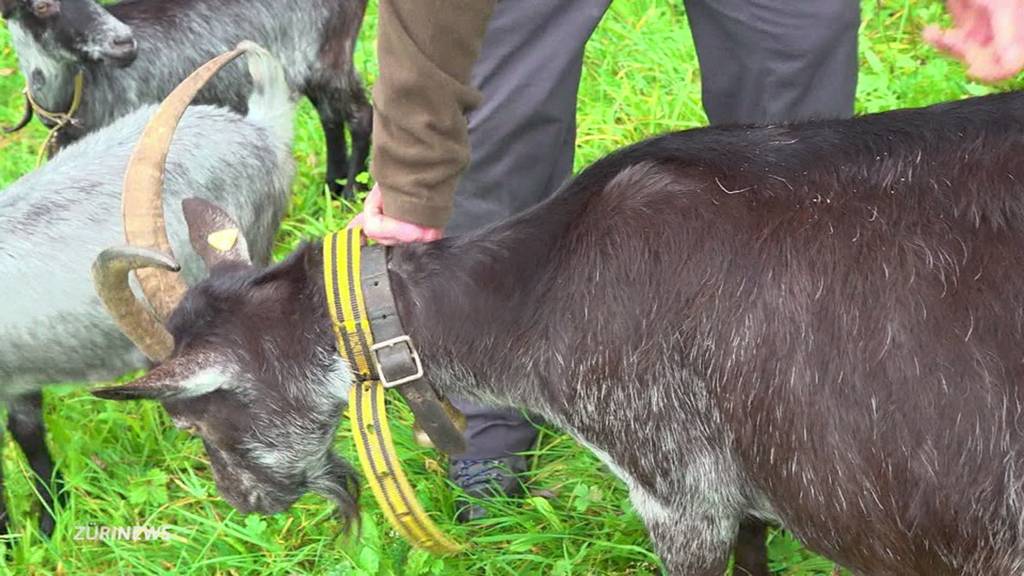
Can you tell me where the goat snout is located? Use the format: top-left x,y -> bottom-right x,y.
104,33 -> 137,66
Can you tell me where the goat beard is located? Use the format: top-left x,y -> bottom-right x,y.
309,452 -> 362,533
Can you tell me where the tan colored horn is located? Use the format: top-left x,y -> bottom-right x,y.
122,43 -> 252,320
92,247 -> 180,362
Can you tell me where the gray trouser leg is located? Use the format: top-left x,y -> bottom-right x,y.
685,0 -> 860,125
447,0 -> 611,461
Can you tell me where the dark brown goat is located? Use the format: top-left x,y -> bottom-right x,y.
95,91 -> 1024,575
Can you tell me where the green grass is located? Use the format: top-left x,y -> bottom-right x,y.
1,1 -> 1023,574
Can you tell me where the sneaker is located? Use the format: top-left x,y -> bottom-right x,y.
449,455 -> 528,523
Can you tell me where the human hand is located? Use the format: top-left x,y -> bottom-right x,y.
346,184 -> 444,245
924,0 -> 1024,82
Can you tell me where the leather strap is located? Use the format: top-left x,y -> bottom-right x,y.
323,229 -> 465,554
24,70 -> 85,166
361,245 -> 467,455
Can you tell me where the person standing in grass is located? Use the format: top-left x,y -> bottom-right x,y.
349,0 -> 859,521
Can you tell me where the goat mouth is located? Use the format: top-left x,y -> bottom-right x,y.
103,49 -> 137,68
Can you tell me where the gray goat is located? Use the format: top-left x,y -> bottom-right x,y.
0,44 -> 294,537
0,0 -> 369,196
96,91 -> 1024,575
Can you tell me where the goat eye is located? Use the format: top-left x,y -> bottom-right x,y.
30,0 -> 59,18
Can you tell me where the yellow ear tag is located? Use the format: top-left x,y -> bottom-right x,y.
207,228 -> 240,253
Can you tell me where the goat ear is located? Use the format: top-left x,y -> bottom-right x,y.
182,198 -> 251,268
92,354 -> 231,401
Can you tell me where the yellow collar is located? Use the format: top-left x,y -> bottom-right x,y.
323,228 -> 464,554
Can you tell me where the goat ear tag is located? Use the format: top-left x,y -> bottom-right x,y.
207,228 -> 240,253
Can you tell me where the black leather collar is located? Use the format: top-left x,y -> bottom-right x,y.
359,245 -> 467,455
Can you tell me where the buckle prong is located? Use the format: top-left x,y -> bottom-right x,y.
370,335 -> 424,388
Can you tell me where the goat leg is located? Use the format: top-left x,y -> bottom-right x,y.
309,91 -> 351,199
643,507 -> 733,576
309,71 -> 372,200
2,96 -> 33,134
342,71 -> 373,198
8,392 -> 63,537
322,115 -> 351,198
733,518 -> 771,576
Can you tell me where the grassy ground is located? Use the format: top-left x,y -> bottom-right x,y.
0,1 -> 1022,574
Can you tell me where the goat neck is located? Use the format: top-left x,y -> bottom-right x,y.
384,200 -> 582,413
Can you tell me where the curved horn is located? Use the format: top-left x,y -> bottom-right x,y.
2,95 -> 32,134
92,246 -> 181,362
122,43 -> 252,320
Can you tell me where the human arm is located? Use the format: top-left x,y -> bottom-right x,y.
352,0 -> 497,243
924,0 -> 1024,82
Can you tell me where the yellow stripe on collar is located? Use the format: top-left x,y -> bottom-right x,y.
323,228 -> 463,554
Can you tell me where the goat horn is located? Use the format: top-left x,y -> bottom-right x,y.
121,43 -> 252,320
92,246 -> 181,362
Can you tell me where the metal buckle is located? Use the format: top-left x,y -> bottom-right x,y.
370,335 -> 424,388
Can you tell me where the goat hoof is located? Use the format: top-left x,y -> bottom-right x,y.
332,184 -> 357,201
326,176 -> 348,199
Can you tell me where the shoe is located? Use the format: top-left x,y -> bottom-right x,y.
449,455 -> 528,523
